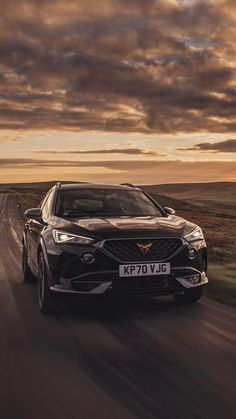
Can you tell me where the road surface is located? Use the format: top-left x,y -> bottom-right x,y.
0,193 -> 235,419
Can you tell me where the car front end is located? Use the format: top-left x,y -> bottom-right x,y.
43,223 -> 208,298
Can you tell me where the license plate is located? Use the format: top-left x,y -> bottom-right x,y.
119,263 -> 170,278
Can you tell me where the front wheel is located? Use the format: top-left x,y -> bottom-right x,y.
174,287 -> 203,304
38,252 -> 64,314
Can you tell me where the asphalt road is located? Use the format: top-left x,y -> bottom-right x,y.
0,193 -> 236,419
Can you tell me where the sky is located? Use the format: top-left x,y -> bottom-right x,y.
0,0 -> 236,184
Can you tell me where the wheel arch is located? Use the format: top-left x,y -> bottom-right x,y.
37,238 -> 54,286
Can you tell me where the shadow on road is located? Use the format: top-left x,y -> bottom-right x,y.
10,273 -> 204,327
47,290 -> 203,322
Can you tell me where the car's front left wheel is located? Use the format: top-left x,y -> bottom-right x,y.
38,252 -> 64,314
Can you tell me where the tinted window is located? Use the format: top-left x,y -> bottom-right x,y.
55,189 -> 162,218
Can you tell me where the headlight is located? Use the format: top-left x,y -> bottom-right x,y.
52,230 -> 95,245
184,226 -> 204,242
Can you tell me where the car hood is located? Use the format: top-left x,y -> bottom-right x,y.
51,215 -> 197,239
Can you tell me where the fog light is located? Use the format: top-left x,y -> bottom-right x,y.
186,274 -> 201,284
81,253 -> 95,264
188,248 -> 197,259
192,275 -> 201,284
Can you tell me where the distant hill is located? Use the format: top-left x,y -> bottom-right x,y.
1,180 -> 236,197
1,180 -> 235,216
0,181 -> 57,191
141,182 -> 236,203
141,182 -> 236,216
147,193 -> 197,212
1,180 -> 235,217
0,181 -> 85,192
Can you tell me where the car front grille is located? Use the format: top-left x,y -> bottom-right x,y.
103,238 -> 183,262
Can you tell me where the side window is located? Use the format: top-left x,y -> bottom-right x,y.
41,191 -> 54,219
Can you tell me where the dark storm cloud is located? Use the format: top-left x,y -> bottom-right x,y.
0,0 -> 236,134
179,139 -> 236,153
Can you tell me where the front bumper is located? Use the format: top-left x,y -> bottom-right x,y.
50,269 -> 208,296
46,236 -> 208,297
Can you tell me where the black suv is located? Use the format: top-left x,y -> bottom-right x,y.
22,182 -> 208,313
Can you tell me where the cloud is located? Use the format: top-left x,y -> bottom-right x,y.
0,157 -> 236,184
38,147 -> 165,157
178,139 -> 236,153
0,0 -> 235,134
0,135 -> 28,142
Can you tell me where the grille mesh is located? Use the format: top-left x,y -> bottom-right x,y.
103,238 -> 183,261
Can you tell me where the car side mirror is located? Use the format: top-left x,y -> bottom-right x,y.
24,208 -> 42,221
163,207 -> 175,215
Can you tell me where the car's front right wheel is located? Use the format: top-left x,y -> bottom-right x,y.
38,252 -> 64,314
174,287 -> 203,304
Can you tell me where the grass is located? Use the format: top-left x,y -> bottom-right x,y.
178,210 -> 236,264
142,182 -> 236,203
16,191 -> 45,216
206,264 -> 236,307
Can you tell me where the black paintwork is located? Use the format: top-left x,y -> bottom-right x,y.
23,183 -> 207,295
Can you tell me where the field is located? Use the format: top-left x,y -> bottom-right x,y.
1,181 -> 235,306
143,184 -> 236,306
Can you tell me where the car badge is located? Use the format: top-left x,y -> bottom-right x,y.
136,242 -> 154,255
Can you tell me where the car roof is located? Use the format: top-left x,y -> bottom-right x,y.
57,183 -> 141,191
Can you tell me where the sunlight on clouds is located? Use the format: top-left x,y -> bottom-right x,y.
0,0 -> 236,182
0,159 -> 235,184
0,134 -> 29,143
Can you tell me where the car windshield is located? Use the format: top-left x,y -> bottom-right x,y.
55,189 -> 163,218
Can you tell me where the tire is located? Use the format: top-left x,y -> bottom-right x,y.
22,245 -> 36,283
38,252 -> 65,314
174,287 -> 203,304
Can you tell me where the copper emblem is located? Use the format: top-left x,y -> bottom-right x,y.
136,242 -> 154,255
